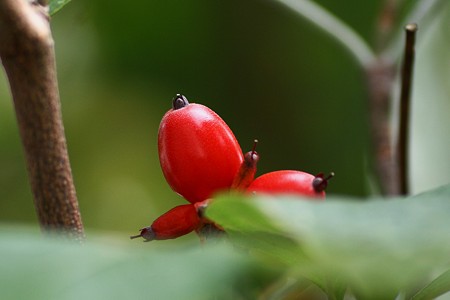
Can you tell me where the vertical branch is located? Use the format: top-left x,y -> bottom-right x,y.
375,0 -> 403,51
397,24 -> 417,195
366,1 -> 417,197
0,0 -> 84,240
366,59 -> 398,196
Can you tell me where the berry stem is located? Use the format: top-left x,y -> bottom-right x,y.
325,172 -> 335,181
397,24 -> 417,196
251,139 -> 258,155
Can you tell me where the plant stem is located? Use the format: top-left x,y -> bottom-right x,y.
375,0 -> 404,52
397,24 -> 417,196
382,0 -> 445,61
366,59 -> 398,196
364,0 -> 403,196
0,0 -> 84,240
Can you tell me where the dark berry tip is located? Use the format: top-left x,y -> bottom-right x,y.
130,226 -> 156,242
312,172 -> 334,193
172,94 -> 190,110
244,139 -> 260,166
244,151 -> 259,165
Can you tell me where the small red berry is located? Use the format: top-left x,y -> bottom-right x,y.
247,170 -> 334,199
130,204 -> 201,241
158,94 -> 244,203
231,139 -> 260,190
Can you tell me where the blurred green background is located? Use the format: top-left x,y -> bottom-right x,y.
1,0 -> 449,236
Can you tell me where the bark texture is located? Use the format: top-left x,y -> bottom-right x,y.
0,0 -> 84,240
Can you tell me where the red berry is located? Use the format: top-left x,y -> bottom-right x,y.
158,94 -> 243,203
231,139 -> 260,190
247,170 -> 334,199
130,204 -> 201,241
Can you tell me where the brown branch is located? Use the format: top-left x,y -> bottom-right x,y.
365,0 -> 404,197
397,23 -> 417,196
366,59 -> 398,196
0,0 -> 84,240
375,0 -> 401,51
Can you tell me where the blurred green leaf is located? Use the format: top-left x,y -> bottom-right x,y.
410,4 -> 450,194
273,0 -> 375,67
49,0 -> 71,16
383,0 -> 449,60
0,228 -> 261,300
206,184 -> 450,298
411,268 -> 450,300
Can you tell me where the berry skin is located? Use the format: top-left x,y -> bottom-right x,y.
158,94 -> 243,203
130,204 -> 201,241
247,170 -> 334,199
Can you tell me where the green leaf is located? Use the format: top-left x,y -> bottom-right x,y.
409,4 -> 450,194
206,184 -> 450,298
49,0 -> 72,16
382,0 -> 449,60
272,0 -> 375,67
0,227 -> 261,300
411,269 -> 450,300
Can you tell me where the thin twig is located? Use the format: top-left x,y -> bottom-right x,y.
0,0 -> 84,240
397,23 -> 417,196
382,0 -> 445,61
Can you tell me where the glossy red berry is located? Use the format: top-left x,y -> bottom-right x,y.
158,94 -> 243,203
130,204 -> 201,241
247,170 -> 334,199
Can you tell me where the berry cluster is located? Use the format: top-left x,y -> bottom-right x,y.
131,94 -> 333,242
